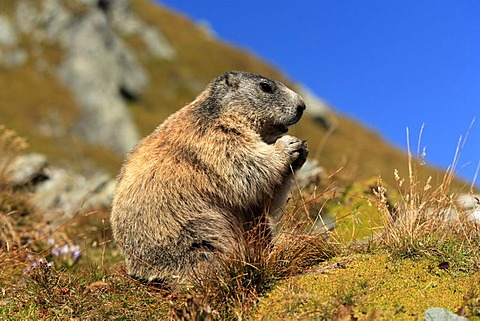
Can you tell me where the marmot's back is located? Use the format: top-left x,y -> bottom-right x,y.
111,71 -> 308,286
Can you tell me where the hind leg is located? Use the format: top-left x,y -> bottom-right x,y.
167,213 -> 245,285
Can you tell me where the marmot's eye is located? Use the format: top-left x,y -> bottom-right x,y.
260,81 -> 274,94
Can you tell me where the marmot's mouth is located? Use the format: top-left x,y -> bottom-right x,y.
262,124 -> 289,144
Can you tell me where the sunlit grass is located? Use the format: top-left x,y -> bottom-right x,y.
1,123 -> 480,319
374,126 -> 480,273
173,203 -> 337,319
1,0 -> 479,317
0,125 -> 30,251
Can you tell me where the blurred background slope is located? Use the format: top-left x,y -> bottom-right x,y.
0,0 -> 468,190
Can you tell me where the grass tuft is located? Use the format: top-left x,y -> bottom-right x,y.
374,127 -> 480,273
171,200 -> 337,319
0,124 -> 28,187
0,125 -> 33,250
1,123 -> 479,319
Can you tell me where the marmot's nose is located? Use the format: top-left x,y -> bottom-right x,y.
297,100 -> 306,112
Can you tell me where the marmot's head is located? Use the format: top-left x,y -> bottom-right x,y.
199,71 -> 306,143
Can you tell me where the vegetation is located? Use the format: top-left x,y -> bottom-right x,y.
257,133 -> 480,320
0,0 -> 464,189
256,253 -> 480,320
1,0 -> 479,319
0,126 -> 37,250
1,125 -> 479,320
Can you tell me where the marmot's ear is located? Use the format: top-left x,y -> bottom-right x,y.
225,72 -> 240,89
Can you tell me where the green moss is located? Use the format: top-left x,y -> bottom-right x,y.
256,253 -> 480,320
315,177 -> 399,244
1,2 -> 478,317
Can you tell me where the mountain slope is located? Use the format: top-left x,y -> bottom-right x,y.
0,0 -> 463,189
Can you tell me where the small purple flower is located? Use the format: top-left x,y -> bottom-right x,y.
50,243 -> 81,266
47,237 -> 55,246
23,257 -> 54,275
59,244 -> 70,256
51,248 -> 59,257
71,245 -> 81,262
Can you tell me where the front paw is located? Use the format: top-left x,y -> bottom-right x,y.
275,135 -> 309,171
276,135 -> 302,153
291,140 -> 308,170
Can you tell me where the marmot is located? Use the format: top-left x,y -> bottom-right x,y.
111,71 -> 308,286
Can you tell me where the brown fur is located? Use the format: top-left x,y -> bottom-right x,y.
110,71 -> 308,286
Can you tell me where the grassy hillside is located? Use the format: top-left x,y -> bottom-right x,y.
1,2 -> 479,319
1,127 -> 479,319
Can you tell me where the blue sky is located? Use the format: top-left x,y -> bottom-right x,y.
157,0 -> 480,186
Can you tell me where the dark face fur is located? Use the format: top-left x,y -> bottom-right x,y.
209,71 -> 306,143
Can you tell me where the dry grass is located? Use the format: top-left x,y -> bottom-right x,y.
0,200 -> 171,319
1,123 -> 479,319
374,127 -> 480,272
0,211 -> 19,251
171,204 -> 337,320
0,125 -> 337,319
0,193 -> 337,320
0,125 -> 30,251
0,125 -> 28,185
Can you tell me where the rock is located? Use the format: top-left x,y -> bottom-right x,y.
34,168 -> 115,223
4,49 -> 28,66
418,194 -> 480,224
9,0 -> 176,154
57,7 -> 144,154
9,153 -> 48,187
197,20 -> 216,40
424,307 -> 467,321
141,27 -> 176,59
0,15 -> 18,47
456,194 -> 480,222
471,209 -> 480,222
33,168 -> 73,212
36,108 -> 68,138
110,0 -> 176,59
457,194 -> 480,209
296,159 -> 325,187
15,0 -> 38,34
0,14 -> 28,67
9,153 -> 115,224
